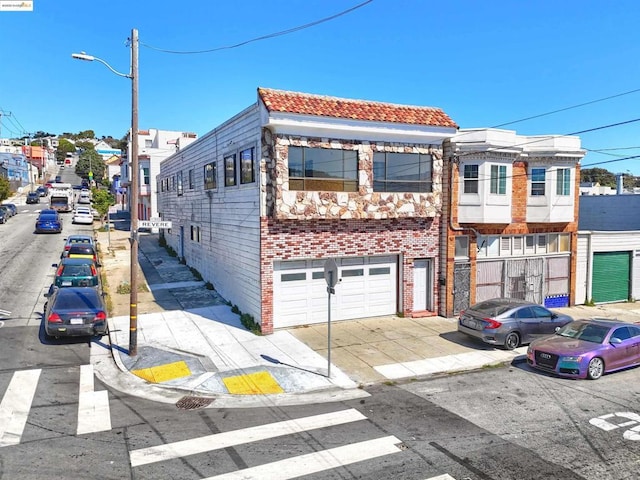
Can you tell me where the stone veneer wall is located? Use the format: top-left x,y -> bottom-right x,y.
259,216 -> 441,334
262,129 -> 444,221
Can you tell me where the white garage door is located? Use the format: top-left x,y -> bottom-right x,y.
273,256 -> 398,329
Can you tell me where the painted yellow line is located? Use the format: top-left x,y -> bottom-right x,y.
132,361 -> 191,383
223,371 -> 284,395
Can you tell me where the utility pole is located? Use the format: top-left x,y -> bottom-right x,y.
129,27 -> 140,356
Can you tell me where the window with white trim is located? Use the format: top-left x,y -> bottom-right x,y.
531,168 -> 546,196
455,236 -> 469,258
224,154 -> 236,187
240,147 -> 255,184
463,164 -> 479,194
490,165 -> 507,194
556,168 -> 570,195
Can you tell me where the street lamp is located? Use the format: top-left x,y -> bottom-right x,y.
72,28 -> 140,356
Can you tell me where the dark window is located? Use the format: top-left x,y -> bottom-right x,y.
373,152 -> 432,192
188,169 -> 194,189
531,168 -> 546,196
463,165 -> 479,194
288,146 -> 357,192
281,272 -> 306,281
225,154 -> 236,187
240,147 -> 255,184
204,162 -> 216,190
177,171 -> 183,196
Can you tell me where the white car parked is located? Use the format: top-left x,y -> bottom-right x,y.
72,207 -> 94,225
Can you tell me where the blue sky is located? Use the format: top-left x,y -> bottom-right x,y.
1,0 -> 640,174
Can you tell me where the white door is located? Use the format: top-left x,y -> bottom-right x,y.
273,256 -> 397,329
413,259 -> 432,311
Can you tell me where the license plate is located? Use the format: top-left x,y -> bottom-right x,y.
463,318 -> 478,329
70,318 -> 83,325
62,281 -> 72,286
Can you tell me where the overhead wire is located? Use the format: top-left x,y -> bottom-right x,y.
139,0 -> 374,55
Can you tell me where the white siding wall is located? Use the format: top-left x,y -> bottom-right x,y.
158,105 -> 263,321
576,231 -> 640,303
575,233 -> 589,303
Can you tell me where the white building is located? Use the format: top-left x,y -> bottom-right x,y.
122,128 -> 198,221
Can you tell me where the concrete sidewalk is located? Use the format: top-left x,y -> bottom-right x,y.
92,215 -> 640,406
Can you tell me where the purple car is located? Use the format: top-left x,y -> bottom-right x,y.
527,319 -> 640,380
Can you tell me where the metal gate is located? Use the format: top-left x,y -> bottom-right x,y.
453,262 -> 471,314
505,257 -> 544,303
477,258 -> 544,304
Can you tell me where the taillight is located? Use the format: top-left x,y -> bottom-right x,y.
48,313 -> 63,323
64,245 -> 71,251
91,265 -> 97,276
484,318 -> 502,329
56,265 -> 64,276
94,311 -> 107,322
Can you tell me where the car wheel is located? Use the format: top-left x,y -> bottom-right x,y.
587,357 -> 604,380
504,332 -> 520,350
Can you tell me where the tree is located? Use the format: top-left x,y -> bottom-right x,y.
0,177 -> 10,201
55,138 -> 76,163
91,188 -> 115,223
75,140 -> 95,151
76,149 -> 105,182
78,130 -> 95,139
580,168 -> 616,187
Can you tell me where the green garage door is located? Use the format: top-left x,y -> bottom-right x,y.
592,252 -> 630,303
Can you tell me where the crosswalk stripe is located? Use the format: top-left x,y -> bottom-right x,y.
77,364 -> 111,435
203,435 -> 402,480
0,369 -> 41,447
130,408 -> 367,467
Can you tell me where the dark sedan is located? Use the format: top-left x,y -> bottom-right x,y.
26,192 -> 40,204
0,209 -> 7,224
35,212 -> 63,234
527,319 -> 640,380
43,287 -> 107,338
458,298 -> 573,350
36,186 -> 49,196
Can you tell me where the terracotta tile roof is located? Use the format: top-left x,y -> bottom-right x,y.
258,87 -> 457,128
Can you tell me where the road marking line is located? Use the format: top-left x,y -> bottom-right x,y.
130,408 -> 367,467
0,369 -> 41,447
77,364 -> 111,435
204,435 -> 402,480
424,475 -> 456,480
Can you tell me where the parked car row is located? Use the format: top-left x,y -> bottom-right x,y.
457,297 -> 640,381
0,203 -> 18,224
45,235 -> 106,339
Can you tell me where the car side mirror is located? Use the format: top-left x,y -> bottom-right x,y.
96,263 -> 102,268
610,337 -> 622,345
554,326 -> 561,332
52,263 -> 58,268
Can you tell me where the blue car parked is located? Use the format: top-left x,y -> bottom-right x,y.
35,211 -> 63,234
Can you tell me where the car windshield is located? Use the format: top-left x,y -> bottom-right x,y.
62,265 -> 93,277
556,322 -> 610,343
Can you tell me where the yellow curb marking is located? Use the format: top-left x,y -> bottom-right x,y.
223,371 -> 284,395
132,361 -> 191,383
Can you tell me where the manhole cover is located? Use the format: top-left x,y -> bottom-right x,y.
176,396 -> 214,410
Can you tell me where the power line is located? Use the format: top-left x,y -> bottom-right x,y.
140,0 -> 374,54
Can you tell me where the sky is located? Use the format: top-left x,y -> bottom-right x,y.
1,0 -> 640,174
